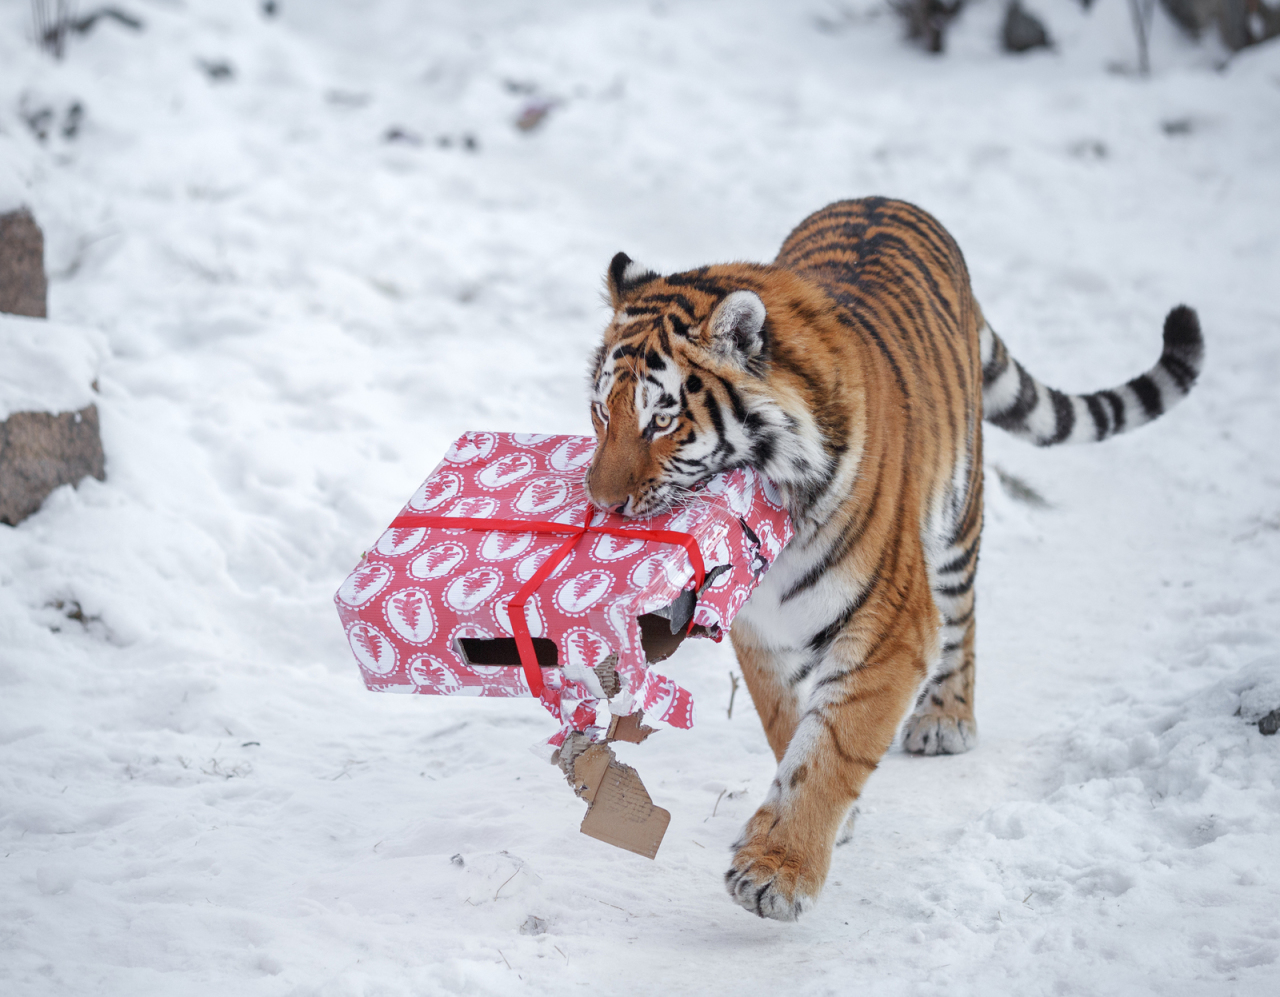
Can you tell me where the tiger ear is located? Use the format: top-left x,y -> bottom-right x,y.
607,252 -> 659,308
707,290 -> 768,368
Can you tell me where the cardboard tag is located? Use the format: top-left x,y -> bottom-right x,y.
579,760 -> 671,860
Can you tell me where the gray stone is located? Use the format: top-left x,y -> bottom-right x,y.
1002,0 -> 1052,52
0,208 -> 48,318
0,404 -> 105,525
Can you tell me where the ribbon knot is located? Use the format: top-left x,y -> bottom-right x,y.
389,507 -> 705,696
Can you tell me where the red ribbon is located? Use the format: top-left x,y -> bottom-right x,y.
388,507 -> 705,697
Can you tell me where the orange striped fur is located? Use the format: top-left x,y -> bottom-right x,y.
583,197 -> 1202,920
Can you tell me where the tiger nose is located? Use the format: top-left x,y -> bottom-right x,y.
584,459 -> 633,509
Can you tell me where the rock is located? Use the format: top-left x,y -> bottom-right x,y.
0,208 -> 47,318
0,406 -> 105,525
1260,710 -> 1280,737
1001,0 -> 1052,53
0,313 -> 109,526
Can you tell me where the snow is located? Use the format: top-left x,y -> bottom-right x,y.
0,313 -> 106,419
1,1 -> 1278,994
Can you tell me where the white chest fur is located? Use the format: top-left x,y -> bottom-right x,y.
734,528 -> 859,655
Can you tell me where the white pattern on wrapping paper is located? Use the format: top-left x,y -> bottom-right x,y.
375,526 -> 427,557
445,568 -> 503,612
562,626 -> 613,671
515,545 -> 576,584
704,469 -> 755,517
590,533 -> 646,562
627,553 -> 668,590
664,503 -> 710,534
548,436 -> 596,472
384,587 -> 436,644
476,451 -> 537,490
549,500 -> 591,526
337,562 -> 392,607
492,592 -> 547,638
707,536 -> 736,588
561,626 -> 614,699
478,532 -> 535,562
514,476 -> 570,514
407,472 -> 461,512
348,622 -> 398,675
443,432 -> 497,464
407,653 -> 463,694
554,570 -> 613,615
444,496 -> 499,519
512,433 -> 556,446
760,474 -> 784,510
409,543 -> 467,579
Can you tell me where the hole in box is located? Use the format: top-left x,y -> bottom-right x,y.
454,612 -> 710,670
455,636 -> 559,668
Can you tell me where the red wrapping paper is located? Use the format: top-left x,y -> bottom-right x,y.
334,432 -> 793,741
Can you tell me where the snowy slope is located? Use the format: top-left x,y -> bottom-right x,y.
1,1 -> 1278,994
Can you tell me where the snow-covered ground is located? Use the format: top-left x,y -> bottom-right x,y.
2,1 -> 1279,993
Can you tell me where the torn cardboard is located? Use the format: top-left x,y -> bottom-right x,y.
564,737 -> 670,860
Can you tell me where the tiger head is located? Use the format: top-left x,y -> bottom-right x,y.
583,252 -> 835,518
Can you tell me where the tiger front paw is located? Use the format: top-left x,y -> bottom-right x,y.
724,807 -> 824,921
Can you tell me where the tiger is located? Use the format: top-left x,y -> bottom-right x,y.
582,196 -> 1203,921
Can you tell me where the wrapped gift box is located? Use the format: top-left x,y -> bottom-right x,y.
334,431 -> 793,855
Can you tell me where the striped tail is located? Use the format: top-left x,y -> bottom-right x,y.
981,305 -> 1204,445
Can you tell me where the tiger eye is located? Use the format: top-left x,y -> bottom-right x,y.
653,413 -> 674,430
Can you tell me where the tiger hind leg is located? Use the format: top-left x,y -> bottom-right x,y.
901,615 -> 978,755
903,541 -> 980,755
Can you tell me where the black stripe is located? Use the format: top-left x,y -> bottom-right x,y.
781,470 -> 884,603
988,362 -> 1038,431
1128,374 -> 1164,418
936,542 -> 976,576
934,574 -> 975,599
983,340 -> 1009,385
788,656 -> 821,686
702,390 -> 731,454
805,580 -> 874,654
1084,392 -> 1109,441
1099,389 -> 1126,432
633,291 -> 699,313
718,376 -> 748,422
750,431 -> 777,467
1045,388 -> 1075,445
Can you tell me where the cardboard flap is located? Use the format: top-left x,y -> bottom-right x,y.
579,760 -> 670,860
571,744 -> 613,803
606,712 -> 655,744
